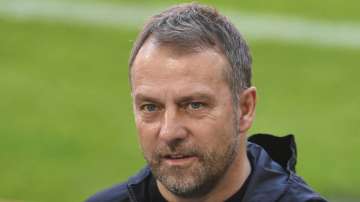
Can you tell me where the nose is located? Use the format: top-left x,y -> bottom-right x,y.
159,106 -> 188,143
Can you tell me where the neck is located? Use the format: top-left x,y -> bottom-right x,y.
157,140 -> 251,202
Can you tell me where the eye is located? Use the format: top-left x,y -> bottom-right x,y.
141,103 -> 158,112
188,102 -> 204,110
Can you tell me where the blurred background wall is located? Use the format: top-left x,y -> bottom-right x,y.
0,0 -> 359,201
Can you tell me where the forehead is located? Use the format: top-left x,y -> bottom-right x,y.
131,38 -> 230,91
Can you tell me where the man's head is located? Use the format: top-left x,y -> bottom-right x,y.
129,3 -> 256,200
129,3 -> 252,105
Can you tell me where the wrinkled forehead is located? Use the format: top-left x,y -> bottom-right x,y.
130,37 -> 230,87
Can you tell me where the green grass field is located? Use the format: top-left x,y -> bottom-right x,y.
1,0 -> 359,201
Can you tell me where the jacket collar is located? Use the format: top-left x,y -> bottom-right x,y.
127,166 -> 151,202
248,133 -> 297,172
243,134 -> 297,201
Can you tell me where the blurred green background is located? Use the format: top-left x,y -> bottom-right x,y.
1,0 -> 359,201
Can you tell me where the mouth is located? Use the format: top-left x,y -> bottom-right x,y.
162,154 -> 198,166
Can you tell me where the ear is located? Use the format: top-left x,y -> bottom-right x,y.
238,87 -> 257,133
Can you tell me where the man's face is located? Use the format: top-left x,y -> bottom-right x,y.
131,39 -> 240,197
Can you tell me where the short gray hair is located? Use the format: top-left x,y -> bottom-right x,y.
129,3 -> 252,103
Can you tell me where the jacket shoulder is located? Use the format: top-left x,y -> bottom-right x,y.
246,134 -> 328,202
279,174 -> 328,202
85,182 -> 129,202
85,167 -> 151,202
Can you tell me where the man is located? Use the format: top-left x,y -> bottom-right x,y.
86,3 -> 327,202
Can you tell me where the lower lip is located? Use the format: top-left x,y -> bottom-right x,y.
163,156 -> 197,166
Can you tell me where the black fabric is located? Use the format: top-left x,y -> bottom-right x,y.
248,133 -> 297,172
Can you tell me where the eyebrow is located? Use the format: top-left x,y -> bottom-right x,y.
134,94 -> 162,104
134,92 -> 215,105
175,93 -> 214,104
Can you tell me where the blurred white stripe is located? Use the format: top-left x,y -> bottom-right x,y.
1,0 -> 360,49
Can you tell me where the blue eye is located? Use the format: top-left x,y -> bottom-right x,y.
142,104 -> 158,112
189,102 -> 203,110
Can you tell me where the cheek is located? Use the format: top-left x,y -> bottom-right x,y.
189,119 -> 235,148
135,119 -> 160,155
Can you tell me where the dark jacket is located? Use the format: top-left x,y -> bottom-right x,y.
86,134 -> 327,202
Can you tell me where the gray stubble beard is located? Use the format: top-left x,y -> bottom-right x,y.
148,135 -> 240,198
